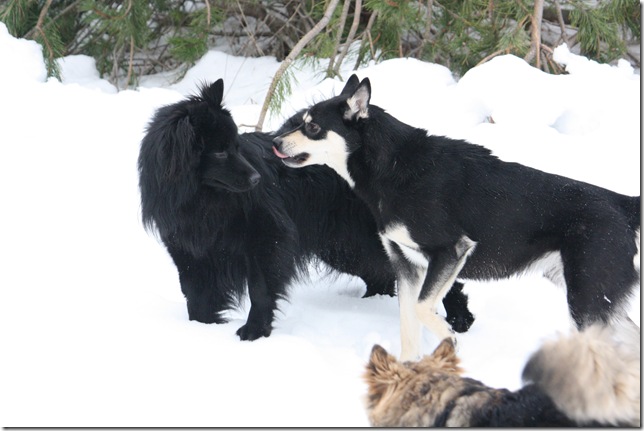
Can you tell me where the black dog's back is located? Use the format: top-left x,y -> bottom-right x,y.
419,136 -> 640,326
345,102 -> 639,329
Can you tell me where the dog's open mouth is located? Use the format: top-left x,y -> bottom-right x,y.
272,145 -> 309,165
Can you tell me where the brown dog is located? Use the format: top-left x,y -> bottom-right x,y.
364,321 -> 640,427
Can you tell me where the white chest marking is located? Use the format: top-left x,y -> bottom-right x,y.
321,131 -> 354,188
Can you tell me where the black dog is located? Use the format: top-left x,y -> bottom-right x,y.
273,74 -> 640,359
138,80 -> 474,340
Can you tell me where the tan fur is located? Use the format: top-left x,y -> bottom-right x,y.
523,320 -> 640,426
364,339 -> 504,427
365,323 -> 641,427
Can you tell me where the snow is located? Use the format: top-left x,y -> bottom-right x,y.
0,22 -> 640,427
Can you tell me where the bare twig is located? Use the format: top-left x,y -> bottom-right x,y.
433,0 -> 477,27
111,42 -> 127,87
334,0 -> 362,76
327,0 -> 352,77
475,48 -> 509,67
125,36 -> 135,88
255,0 -> 342,132
367,23 -> 377,58
540,50 -> 550,73
353,10 -> 378,70
416,0 -> 433,59
204,0 -> 211,26
236,0 -> 265,56
553,0 -> 569,46
260,2 -> 304,58
525,0 -> 545,68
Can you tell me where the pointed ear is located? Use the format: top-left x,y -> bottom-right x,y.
430,338 -> 461,373
344,78 -> 371,120
367,344 -> 395,374
201,79 -> 224,108
364,344 -> 403,407
340,74 -> 360,95
365,344 -> 402,382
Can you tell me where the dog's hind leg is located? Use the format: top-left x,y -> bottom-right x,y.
416,236 -> 477,349
560,218 -> 639,328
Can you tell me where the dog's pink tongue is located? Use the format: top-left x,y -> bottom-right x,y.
272,145 -> 289,159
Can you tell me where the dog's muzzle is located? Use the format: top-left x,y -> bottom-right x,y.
272,136 -> 309,166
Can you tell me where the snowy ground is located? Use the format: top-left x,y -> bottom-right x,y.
0,22 -> 640,427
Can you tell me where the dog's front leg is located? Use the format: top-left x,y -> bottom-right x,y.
397,265 -> 426,361
380,239 -> 427,361
237,255 -> 278,341
166,245 -> 230,324
415,236 -> 477,348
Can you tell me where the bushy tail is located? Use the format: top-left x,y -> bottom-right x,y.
522,320 -> 640,427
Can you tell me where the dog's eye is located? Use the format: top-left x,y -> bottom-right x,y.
213,151 -> 228,159
305,122 -> 321,135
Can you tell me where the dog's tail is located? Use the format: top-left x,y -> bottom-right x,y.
522,319 -> 640,427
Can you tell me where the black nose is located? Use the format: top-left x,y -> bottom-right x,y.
272,136 -> 283,145
249,171 -> 261,186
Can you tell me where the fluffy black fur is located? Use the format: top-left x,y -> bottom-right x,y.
138,79 -> 474,340
274,75 -> 640,344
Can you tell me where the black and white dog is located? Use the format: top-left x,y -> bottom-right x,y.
273,74 -> 640,360
138,79 -> 474,341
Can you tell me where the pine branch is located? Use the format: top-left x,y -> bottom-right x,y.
255,0 -> 342,132
34,0 -> 53,54
22,0 -> 81,40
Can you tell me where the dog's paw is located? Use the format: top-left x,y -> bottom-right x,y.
447,310 -> 475,333
188,312 -> 227,325
236,321 -> 272,341
363,282 -> 396,297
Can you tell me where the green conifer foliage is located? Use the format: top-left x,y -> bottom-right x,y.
0,0 -> 639,89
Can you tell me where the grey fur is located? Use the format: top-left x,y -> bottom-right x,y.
523,319 -> 640,426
